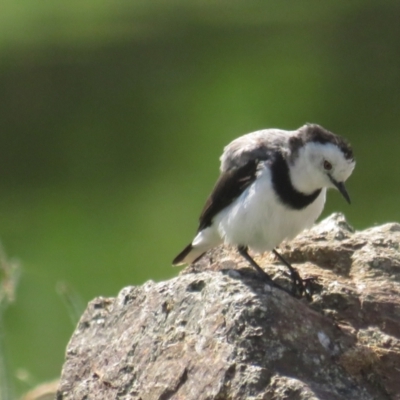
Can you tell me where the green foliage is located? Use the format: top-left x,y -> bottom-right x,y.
0,247 -> 20,400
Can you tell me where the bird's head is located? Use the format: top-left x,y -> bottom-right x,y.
288,124 -> 355,203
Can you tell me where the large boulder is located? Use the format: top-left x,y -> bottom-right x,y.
57,214 -> 400,400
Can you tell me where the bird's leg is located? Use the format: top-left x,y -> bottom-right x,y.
238,246 -> 273,282
272,249 -> 314,298
238,246 -> 294,297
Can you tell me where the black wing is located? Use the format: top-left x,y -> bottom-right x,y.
198,158 -> 261,231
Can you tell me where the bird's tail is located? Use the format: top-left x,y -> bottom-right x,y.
173,227 -> 222,266
172,243 -> 207,266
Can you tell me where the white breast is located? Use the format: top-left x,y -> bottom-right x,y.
213,167 -> 326,252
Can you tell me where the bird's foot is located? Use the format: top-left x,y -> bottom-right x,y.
238,246 -> 319,300
259,267 -> 318,300
272,249 -> 318,300
288,269 -> 318,300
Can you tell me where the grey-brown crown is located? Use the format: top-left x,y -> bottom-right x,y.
290,124 -> 354,161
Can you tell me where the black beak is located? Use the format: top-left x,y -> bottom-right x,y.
328,175 -> 351,204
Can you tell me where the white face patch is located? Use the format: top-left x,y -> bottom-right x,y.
290,142 -> 355,194
314,142 -> 355,184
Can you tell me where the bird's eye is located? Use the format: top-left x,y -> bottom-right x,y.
323,160 -> 332,171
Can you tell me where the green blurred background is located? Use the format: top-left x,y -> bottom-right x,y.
1,0 -> 399,396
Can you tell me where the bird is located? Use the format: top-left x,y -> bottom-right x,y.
172,123 -> 355,296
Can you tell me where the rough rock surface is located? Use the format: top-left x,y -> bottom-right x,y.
57,214 -> 400,400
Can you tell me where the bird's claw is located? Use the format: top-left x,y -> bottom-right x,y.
289,270 -> 319,300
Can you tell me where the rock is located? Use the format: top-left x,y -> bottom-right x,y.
57,213 -> 400,400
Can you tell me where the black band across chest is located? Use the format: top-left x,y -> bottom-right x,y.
271,152 -> 321,210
